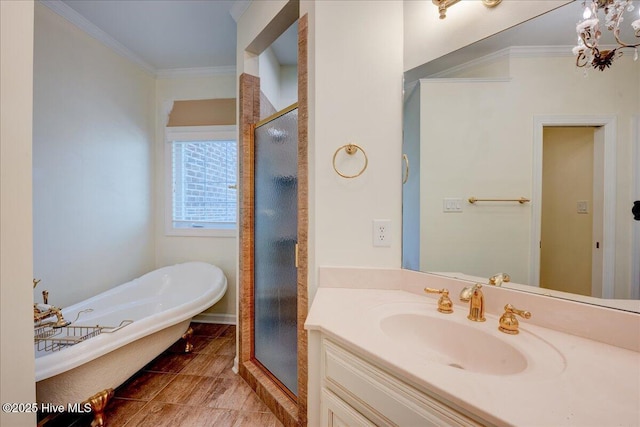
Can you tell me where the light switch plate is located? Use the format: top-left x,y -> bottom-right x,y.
577,200 -> 589,214
443,198 -> 463,213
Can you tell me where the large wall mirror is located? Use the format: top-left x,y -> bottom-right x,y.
402,1 -> 640,312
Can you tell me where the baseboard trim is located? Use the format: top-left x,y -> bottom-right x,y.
192,313 -> 236,325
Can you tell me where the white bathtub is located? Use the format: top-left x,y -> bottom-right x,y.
35,261 -> 227,407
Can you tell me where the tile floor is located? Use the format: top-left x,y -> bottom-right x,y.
38,324 -> 282,427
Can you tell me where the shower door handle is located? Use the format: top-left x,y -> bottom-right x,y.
294,243 -> 299,268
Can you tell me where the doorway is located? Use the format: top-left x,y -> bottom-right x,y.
540,127 -> 602,296
531,116 -> 616,298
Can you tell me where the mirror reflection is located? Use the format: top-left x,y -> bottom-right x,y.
402,1 -> 640,310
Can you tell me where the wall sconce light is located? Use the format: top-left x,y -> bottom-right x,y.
433,0 -> 502,20
573,0 -> 640,71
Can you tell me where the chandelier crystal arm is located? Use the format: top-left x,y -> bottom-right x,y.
574,0 -> 640,71
611,10 -> 640,47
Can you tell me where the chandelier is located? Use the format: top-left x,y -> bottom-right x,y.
573,0 -> 640,71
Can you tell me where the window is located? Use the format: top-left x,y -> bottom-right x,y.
165,126 -> 237,237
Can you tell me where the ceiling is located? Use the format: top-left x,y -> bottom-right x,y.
46,0 -> 297,75
46,0 -> 639,78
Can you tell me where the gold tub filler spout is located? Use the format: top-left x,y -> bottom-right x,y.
33,278 -> 70,328
33,279 -> 133,353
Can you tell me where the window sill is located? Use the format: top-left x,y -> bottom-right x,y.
165,228 -> 236,238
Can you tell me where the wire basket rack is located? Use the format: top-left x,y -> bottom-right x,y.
34,320 -> 133,353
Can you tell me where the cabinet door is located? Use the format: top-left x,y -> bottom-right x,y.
322,339 -> 485,427
321,389 -> 376,427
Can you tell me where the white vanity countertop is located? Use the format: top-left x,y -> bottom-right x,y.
305,287 -> 640,427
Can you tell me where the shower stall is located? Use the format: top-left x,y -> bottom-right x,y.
253,104 -> 299,397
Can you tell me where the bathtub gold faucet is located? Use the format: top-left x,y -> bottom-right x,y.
33,278 -> 70,328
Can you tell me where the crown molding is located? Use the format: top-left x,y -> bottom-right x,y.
39,0 -> 156,75
156,66 -> 237,79
419,77 -> 512,84
429,45 -> 583,78
429,47 -> 511,78
509,45 -> 575,58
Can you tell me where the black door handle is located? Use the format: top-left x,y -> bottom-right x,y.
633,201 -> 640,221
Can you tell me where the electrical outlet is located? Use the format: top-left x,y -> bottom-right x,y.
373,219 -> 392,247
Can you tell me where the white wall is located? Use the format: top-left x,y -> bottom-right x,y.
280,65 -> 298,107
308,0 -> 404,300
419,53 -> 639,296
155,74 -> 237,318
260,47 -> 282,111
32,3 -> 156,308
0,1 -> 37,425
420,77 -> 531,281
258,47 -> 298,112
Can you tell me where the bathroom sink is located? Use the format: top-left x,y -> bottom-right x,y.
377,305 -> 565,377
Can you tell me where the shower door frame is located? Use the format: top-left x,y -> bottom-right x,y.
238,13 -> 308,427
251,102 -> 299,401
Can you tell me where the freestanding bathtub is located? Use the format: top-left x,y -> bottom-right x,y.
35,262 -> 227,423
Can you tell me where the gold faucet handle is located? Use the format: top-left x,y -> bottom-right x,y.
424,288 -> 453,314
33,278 -> 41,289
489,273 -> 510,286
505,304 -> 531,319
499,304 -> 532,335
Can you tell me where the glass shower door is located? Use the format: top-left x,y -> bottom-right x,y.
254,106 -> 298,396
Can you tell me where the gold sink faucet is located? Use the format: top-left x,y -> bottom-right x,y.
498,304 -> 531,334
424,288 -> 453,314
460,272 -> 510,301
467,284 -> 485,322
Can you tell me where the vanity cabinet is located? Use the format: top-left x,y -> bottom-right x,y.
321,389 -> 377,427
307,285 -> 640,427
319,338 -> 485,427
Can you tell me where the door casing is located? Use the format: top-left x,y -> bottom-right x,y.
531,115 -> 616,298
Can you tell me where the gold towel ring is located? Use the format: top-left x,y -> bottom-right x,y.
402,154 -> 409,184
332,143 -> 368,179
